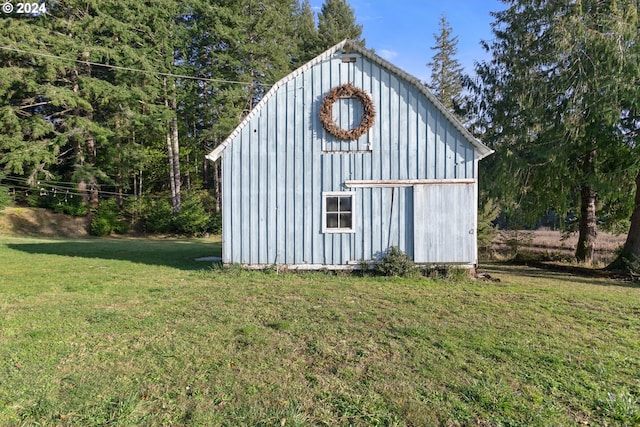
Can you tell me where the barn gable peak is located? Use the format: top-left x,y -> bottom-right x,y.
206,39 -> 492,162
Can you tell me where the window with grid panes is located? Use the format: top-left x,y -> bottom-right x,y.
322,192 -> 355,233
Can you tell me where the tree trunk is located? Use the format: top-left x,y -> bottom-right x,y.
116,183 -> 123,208
166,129 -> 178,214
608,170 -> 640,271
74,137 -> 99,210
86,135 -> 99,209
186,152 -> 191,193
575,149 -> 597,265
164,76 -> 180,214
171,83 -> 181,209
71,66 -> 99,210
82,134 -> 99,209
203,154 -> 209,188
114,123 -> 123,207
575,184 -> 597,264
213,159 -> 221,213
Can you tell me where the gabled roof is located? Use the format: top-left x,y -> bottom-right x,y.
206,39 -> 493,162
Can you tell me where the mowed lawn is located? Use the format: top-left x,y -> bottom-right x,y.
0,237 -> 639,426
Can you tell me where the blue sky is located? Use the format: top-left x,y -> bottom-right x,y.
311,0 -> 506,82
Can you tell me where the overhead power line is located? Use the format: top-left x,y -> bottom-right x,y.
0,45 -> 270,87
2,176 -> 139,199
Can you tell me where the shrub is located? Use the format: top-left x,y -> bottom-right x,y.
25,188 -> 88,217
172,194 -> 210,235
121,197 -> 149,232
144,199 -> 174,233
90,216 -> 113,237
0,185 -> 10,211
51,195 -> 88,216
90,199 -> 127,236
143,192 -> 215,236
0,173 -> 8,210
208,211 -> 222,234
620,254 -> 640,274
374,246 -> 416,277
477,198 -> 500,255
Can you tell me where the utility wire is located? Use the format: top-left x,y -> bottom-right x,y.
2,176 -> 139,198
5,175 -> 117,188
0,45 -> 271,87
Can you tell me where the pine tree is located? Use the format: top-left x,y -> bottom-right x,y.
0,1 -> 186,212
0,0 -> 341,224
473,0 -> 640,265
426,14 -> 464,113
317,0 -> 364,49
293,0 -> 321,65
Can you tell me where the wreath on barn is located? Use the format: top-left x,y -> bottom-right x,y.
319,83 -> 375,140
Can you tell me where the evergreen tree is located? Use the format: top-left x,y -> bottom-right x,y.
0,4 -> 111,206
473,0 -> 640,265
0,1 -> 184,211
176,0 -> 302,210
293,0 -> 321,65
0,0 -> 330,225
317,0 -> 364,50
239,0 -> 299,109
426,14 -> 464,113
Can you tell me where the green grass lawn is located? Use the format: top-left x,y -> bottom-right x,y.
0,236 -> 639,426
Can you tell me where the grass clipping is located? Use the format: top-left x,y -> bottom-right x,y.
320,83 -> 375,140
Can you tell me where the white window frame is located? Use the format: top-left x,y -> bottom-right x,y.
322,191 -> 356,233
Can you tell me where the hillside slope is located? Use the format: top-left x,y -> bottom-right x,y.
0,207 -> 89,238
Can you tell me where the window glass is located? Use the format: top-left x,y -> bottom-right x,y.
339,213 -> 352,229
339,197 -> 351,212
326,197 -> 339,212
326,213 -> 339,228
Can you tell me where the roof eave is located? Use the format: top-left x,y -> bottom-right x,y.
206,145 -> 224,162
339,41 -> 493,160
205,40 -> 351,161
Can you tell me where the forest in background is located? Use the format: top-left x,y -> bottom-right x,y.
0,0 -> 364,235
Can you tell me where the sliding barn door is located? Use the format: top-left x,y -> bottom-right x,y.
413,183 -> 476,264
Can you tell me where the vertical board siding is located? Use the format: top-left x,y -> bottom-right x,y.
413,183 -> 476,263
222,51 -> 479,266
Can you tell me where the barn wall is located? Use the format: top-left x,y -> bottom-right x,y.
222,52 -> 478,266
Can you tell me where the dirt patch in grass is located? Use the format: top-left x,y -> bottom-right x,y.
0,207 -> 89,238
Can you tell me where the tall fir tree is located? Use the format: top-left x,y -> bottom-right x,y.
426,14 -> 464,113
0,3 -> 113,207
293,0 -> 322,65
0,0 -> 331,223
176,0 -> 302,210
317,0 -> 364,50
472,0 -> 640,265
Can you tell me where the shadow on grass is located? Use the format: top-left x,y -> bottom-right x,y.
7,238 -> 222,271
481,262 -> 640,289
